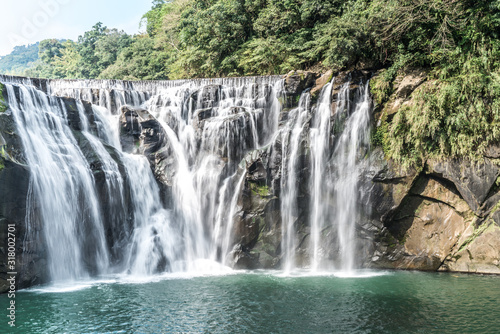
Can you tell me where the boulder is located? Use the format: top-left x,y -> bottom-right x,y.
376,69 -> 428,118
484,143 -> 500,159
283,71 -> 317,95
310,70 -> 334,97
119,106 -> 143,153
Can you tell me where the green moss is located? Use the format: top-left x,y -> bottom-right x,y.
66,101 -> 77,112
383,48 -> 500,168
0,83 -> 7,113
371,112 -> 390,156
0,145 -> 6,172
294,94 -> 301,104
325,72 -> 334,84
370,70 -> 394,106
250,182 -> 270,197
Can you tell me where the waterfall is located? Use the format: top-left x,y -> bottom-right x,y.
330,82 -> 371,272
280,92 -> 311,273
309,81 -> 334,271
307,79 -> 371,272
5,84 -> 110,280
0,72 -> 372,284
140,78 -> 283,271
124,154 -> 172,275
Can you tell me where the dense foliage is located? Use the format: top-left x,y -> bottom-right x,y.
0,43 -> 39,75
1,0 -> 499,163
8,0 -> 500,81
370,0 -> 500,166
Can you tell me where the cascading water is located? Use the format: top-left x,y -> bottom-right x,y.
142,79 -> 283,270
280,92 -> 311,273
330,82 -> 371,272
307,79 -> 371,272
5,84 -> 110,280
1,75 -> 286,282
0,72 -> 372,285
309,81 -> 334,271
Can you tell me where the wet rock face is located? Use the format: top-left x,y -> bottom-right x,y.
283,71 -> 317,96
119,105 -> 174,203
230,148 -> 284,269
0,90 -> 49,293
119,106 -> 144,154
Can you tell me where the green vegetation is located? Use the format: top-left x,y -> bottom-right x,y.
249,182 -> 270,197
0,43 -> 39,75
10,0 -> 500,81
1,0 -> 498,164
0,137 -> 6,173
0,83 -> 7,113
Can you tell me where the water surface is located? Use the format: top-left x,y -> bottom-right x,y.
1,271 -> 498,333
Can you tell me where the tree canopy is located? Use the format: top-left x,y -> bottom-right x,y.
1,0 -> 499,165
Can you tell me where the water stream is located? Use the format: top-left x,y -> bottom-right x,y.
1,74 -> 372,283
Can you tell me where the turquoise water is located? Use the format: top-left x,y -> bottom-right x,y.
1,271 -> 499,333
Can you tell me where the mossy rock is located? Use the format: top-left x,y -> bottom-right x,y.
369,70 -> 393,107
249,182 -> 270,197
0,83 -> 8,113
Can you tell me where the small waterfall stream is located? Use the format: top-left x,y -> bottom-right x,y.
306,79 -> 372,272
0,73 -> 372,283
309,81 -> 334,271
330,82 -> 371,271
280,92 -> 311,273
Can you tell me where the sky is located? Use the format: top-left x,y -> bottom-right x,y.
0,0 -> 153,56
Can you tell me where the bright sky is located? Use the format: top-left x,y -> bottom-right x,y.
0,0 -> 153,56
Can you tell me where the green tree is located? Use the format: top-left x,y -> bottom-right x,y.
38,39 -> 64,64
52,40 -> 82,79
173,0 -> 251,77
77,22 -> 107,78
99,36 -> 169,80
0,43 -> 39,75
95,29 -> 132,71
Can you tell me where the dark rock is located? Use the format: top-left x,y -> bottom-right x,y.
363,148 -> 420,223
0,102 -> 49,292
428,158 -> 500,214
283,71 -> 317,95
197,85 -> 221,109
119,106 -> 143,153
119,105 -> 176,206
